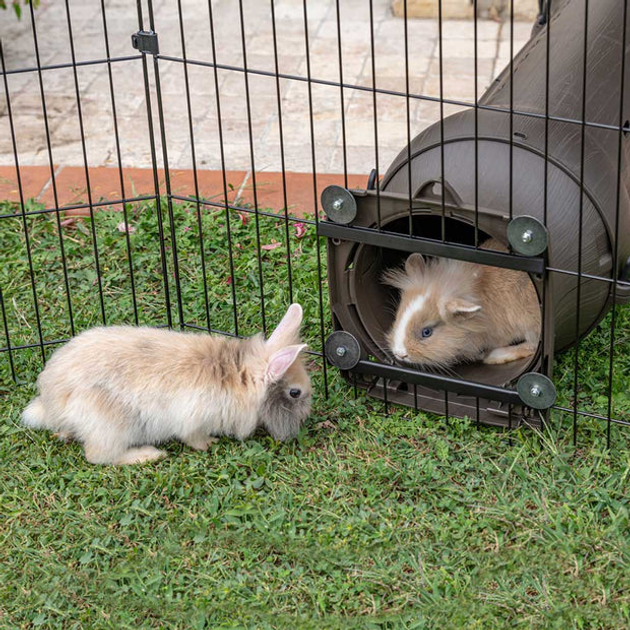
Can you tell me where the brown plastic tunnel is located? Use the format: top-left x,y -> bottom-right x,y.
324,0 -> 630,424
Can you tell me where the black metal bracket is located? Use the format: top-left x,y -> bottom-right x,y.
319,221 -> 546,275
360,360 -> 521,407
324,332 -> 557,410
318,186 -> 547,275
131,30 -> 159,55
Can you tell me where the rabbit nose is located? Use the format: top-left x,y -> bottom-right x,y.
395,352 -> 408,360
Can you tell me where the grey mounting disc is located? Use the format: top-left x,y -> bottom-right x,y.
517,372 -> 556,409
325,331 -> 361,370
507,216 -> 549,257
321,185 -> 358,225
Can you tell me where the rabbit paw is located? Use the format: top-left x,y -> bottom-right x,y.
184,434 -> 219,452
113,446 -> 167,465
84,443 -> 166,465
52,431 -> 74,443
483,343 -> 536,365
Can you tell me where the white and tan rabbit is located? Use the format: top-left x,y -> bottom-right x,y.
383,239 -> 540,368
22,304 -> 311,465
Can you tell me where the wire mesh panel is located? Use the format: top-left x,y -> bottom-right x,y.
1,0 -> 629,447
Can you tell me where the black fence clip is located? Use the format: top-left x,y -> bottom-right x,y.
537,0 -> 549,26
131,30 -> 159,55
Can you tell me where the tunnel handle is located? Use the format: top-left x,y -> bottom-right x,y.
413,178 -> 464,207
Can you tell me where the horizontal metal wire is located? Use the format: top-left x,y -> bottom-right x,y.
6,191 -> 627,288
180,322 -> 242,338
553,404 -> 630,427
0,333 -> 623,425
0,325 -> 325,358
0,54 -> 143,77
157,54 -> 628,134
169,193 -> 320,225
0,338 -> 67,354
181,322 -> 324,358
0,195 -> 159,221
548,266 -> 630,287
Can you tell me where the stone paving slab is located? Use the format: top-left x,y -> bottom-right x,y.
1,0 -> 532,180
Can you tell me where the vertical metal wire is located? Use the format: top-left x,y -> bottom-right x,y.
237,0 -> 267,335
147,0 -> 185,330
368,0 -> 387,411
508,0 -> 514,441
438,0 -> 446,241
508,0 -> 514,222
473,0 -> 481,424
540,0 -> 552,429
270,0 -> 294,305
444,390 -> 449,425
508,0 -> 514,393
176,0 -> 211,331
335,0 -> 348,189
27,2 -> 74,339
438,1 -> 449,425
543,1 -> 551,228
572,0 -> 589,446
537,0 -> 551,442
0,40 -> 45,364
475,397 -> 480,430
303,0 -> 329,396
0,285 -> 16,381
136,0 -> 173,328
65,0 -> 107,325
606,0 -> 628,447
207,0 -> 239,336
473,0 -> 479,248
368,0 -> 381,231
403,0 -> 419,411
404,0 -> 413,238
100,0 -> 138,325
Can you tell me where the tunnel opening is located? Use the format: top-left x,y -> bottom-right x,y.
350,213 -> 541,388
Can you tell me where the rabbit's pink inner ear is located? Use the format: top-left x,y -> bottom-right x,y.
266,344 -> 307,382
266,303 -> 303,348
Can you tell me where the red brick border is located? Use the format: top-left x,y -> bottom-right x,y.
0,166 -> 368,218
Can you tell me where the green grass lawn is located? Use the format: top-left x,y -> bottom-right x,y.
1,197 -> 630,629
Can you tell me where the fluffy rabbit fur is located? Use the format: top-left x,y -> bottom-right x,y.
383,239 -> 541,368
22,304 -> 311,465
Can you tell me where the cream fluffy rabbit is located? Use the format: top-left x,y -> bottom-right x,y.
22,304 -> 311,465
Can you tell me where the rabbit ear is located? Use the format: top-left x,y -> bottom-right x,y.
265,344 -> 308,383
444,298 -> 482,319
405,253 -> 426,276
266,303 -> 303,349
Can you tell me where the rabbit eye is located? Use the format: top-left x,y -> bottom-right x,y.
421,327 -> 433,338
289,388 -> 301,399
